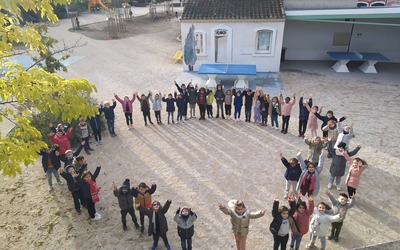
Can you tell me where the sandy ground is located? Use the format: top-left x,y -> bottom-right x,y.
1,8 -> 400,250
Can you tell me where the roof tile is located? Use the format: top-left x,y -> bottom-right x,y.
181,0 -> 286,20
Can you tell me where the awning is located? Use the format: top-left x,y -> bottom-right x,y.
285,7 -> 400,26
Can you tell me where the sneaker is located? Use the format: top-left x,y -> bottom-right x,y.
297,134 -> 303,137
150,121 -> 154,125
151,246 -> 156,250
222,116 -> 225,119
281,129 -> 284,133
327,183 -> 332,189
48,186 -> 53,192
172,120 -> 175,124
215,114 -> 219,118
99,140 -> 102,145
275,127 -> 279,130
283,131 -> 287,134
88,148 -> 94,151
334,236 -> 339,242
140,225 -> 145,233
176,121 -> 179,124
271,126 -> 274,129
337,186 -> 341,191
95,141 -> 99,146
58,181 -> 63,185
328,235 -> 334,240
289,247 -> 294,250
134,222 -> 140,230
123,225 -> 127,231
85,150 -> 91,155
283,194 -> 288,199
76,209 -> 81,215
165,244 -> 171,250
93,213 -> 101,220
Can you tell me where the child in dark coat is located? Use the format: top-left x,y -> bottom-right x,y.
136,200 -> 172,250
39,145 -> 63,191
99,100 -> 117,137
298,93 -> 312,137
270,196 -> 299,250
162,93 -> 176,124
75,164 -> 102,220
112,179 -> 140,231
137,92 -> 154,126
174,206 -> 197,250
175,91 -> 186,123
279,152 -> 302,199
59,165 -> 86,214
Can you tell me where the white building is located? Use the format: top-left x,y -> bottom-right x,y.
180,0 -> 400,72
180,0 -> 286,73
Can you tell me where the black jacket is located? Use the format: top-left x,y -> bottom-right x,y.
269,200 -> 299,235
75,166 -> 101,199
39,147 -> 61,172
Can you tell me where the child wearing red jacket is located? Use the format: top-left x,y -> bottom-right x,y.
289,192 -> 314,250
49,128 -> 72,156
75,163 -> 102,220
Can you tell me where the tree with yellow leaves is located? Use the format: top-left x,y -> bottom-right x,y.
0,0 -> 98,177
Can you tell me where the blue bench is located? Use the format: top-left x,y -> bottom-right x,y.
327,51 -> 390,73
198,64 -> 256,88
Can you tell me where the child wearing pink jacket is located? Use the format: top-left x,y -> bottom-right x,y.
289,192 -> 314,250
279,92 -> 296,134
344,152 -> 368,197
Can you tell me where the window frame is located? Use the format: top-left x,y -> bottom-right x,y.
255,29 -> 274,55
194,30 -> 207,56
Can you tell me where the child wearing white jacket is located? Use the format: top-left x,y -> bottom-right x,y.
306,202 -> 344,250
150,90 -> 163,124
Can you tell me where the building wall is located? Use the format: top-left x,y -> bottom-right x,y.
282,19 -> 400,62
181,21 -> 285,72
283,0 -> 358,9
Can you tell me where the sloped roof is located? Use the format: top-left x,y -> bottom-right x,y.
181,0 -> 285,21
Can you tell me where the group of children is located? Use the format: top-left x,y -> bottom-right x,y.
112,178 -> 197,250
39,82 -> 369,249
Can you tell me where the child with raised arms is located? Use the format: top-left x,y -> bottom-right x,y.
325,190 -> 356,242
150,90 -> 163,124
219,200 -> 266,250
132,180 -> 157,233
114,93 -> 135,130
296,150 -> 325,197
162,93 -> 176,124
174,206 -> 197,250
269,196 -> 299,250
112,179 -> 140,231
136,199 -> 172,250
306,202 -> 344,249
279,152 -> 302,199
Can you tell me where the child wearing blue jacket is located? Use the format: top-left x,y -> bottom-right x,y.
99,100 -> 117,137
279,152 -> 302,199
232,86 -> 245,122
162,93 -> 176,124
175,91 -> 186,123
